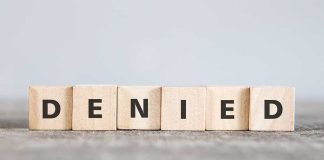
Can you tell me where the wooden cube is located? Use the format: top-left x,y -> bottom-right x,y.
29,86 -> 72,130
72,85 -> 117,130
249,87 -> 295,131
117,86 -> 161,130
161,87 -> 206,130
206,86 -> 249,130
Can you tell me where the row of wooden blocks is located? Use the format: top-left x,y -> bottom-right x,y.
28,85 -> 295,131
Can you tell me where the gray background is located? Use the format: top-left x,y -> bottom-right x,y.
1,0 -> 324,101
0,1 -> 324,160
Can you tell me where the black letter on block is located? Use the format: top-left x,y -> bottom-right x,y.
264,100 -> 283,119
89,99 -> 102,118
181,100 -> 186,119
131,99 -> 148,118
42,100 -> 61,118
221,100 -> 234,119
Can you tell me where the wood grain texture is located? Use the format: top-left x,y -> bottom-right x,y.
249,87 -> 295,131
28,86 -> 72,130
72,85 -> 117,130
161,87 -> 206,130
117,86 -> 161,130
206,86 -> 249,130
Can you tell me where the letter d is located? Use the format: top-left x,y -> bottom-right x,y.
264,100 -> 283,119
43,100 -> 61,118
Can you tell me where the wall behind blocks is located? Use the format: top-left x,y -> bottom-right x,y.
0,0 -> 324,102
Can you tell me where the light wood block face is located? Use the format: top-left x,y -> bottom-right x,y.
206,87 -> 250,130
249,87 -> 295,131
161,87 -> 206,130
29,86 -> 72,130
72,85 -> 117,130
117,86 -> 161,130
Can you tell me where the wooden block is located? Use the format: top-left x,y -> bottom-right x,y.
117,86 -> 161,130
206,86 -> 249,130
161,87 -> 206,130
249,87 -> 295,131
72,85 -> 117,130
29,86 -> 72,130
